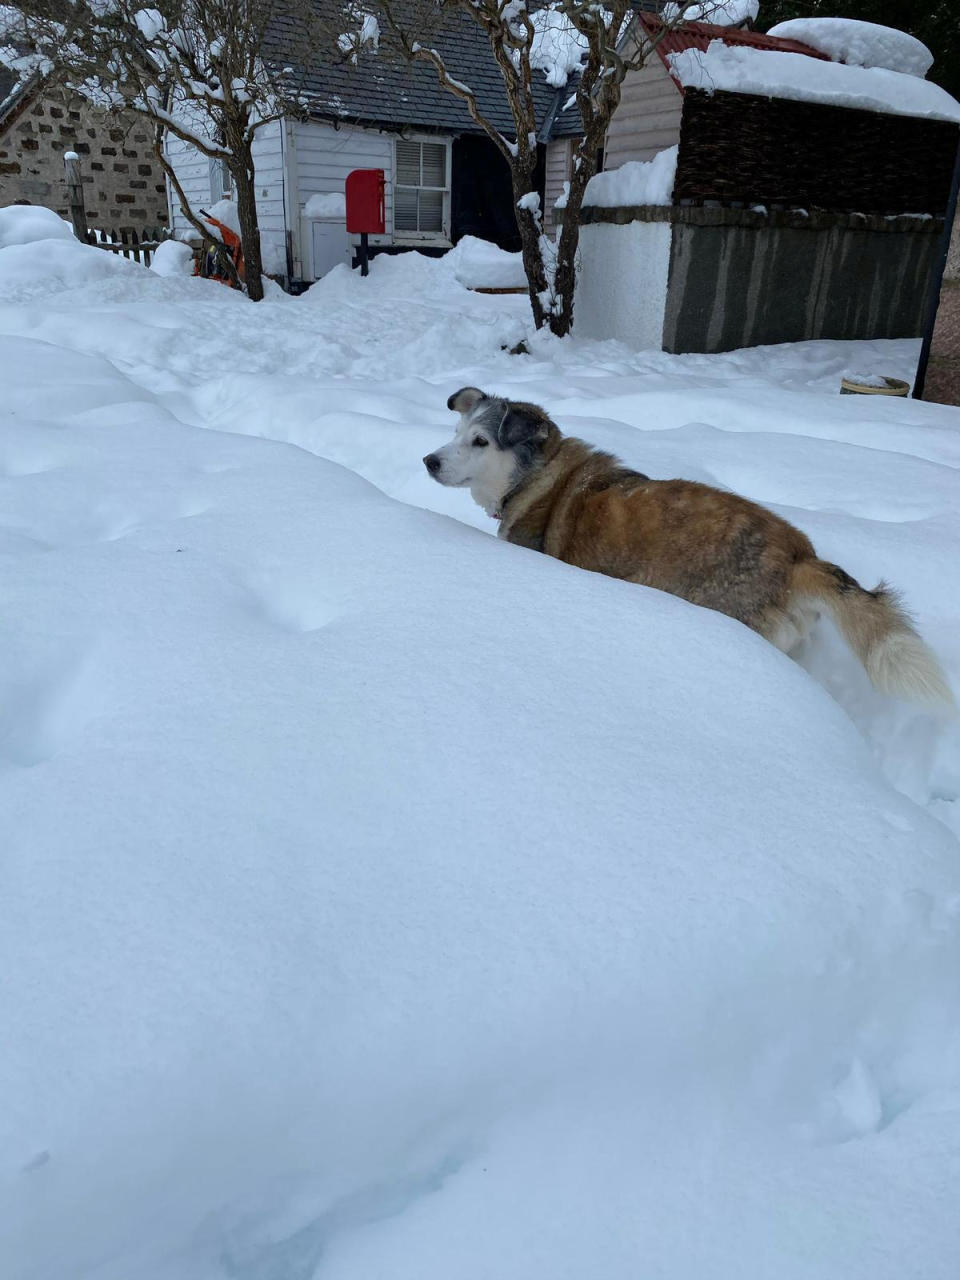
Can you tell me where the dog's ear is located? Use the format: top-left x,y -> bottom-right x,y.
447,387 -> 487,415
498,405 -> 548,450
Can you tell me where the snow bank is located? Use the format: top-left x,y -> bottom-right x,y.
662,0 -> 758,25
304,191 -> 346,219
0,203 -> 74,249
149,238 -> 194,277
766,17 -> 934,78
447,235 -> 526,289
669,40 -> 960,122
583,146 -> 678,207
3,331 -> 960,1280
295,249 -> 528,372
0,232 -> 136,302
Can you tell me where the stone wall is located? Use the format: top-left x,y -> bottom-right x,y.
0,84 -> 168,228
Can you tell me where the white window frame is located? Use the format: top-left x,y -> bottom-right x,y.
209,157 -> 233,203
392,134 -> 452,246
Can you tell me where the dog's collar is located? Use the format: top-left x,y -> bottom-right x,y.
492,481 -> 523,523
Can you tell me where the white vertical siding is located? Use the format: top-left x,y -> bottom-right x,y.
294,119 -> 393,248
605,57 -> 683,169
165,114 -> 461,281
544,139 -> 571,225
164,119 -> 288,275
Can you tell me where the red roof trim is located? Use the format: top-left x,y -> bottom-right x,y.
639,14 -> 828,93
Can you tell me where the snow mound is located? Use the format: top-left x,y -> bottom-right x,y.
584,146 -> 678,207
0,203 -> 74,249
529,8 -> 589,88
663,0 -> 758,25
3,332 -> 960,1280
304,191 -> 346,219
669,40 -> 960,123
149,238 -> 194,277
448,235 -> 526,289
767,17 -> 934,78
0,232 -> 137,302
297,249 -> 528,373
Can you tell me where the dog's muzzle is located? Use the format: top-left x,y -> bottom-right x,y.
423,453 -> 441,476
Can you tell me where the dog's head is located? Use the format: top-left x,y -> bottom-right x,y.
423,388 -> 556,508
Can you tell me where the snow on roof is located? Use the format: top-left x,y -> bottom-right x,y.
529,8 -> 589,90
765,18 -> 933,78
584,145 -> 678,207
640,13 -> 827,64
668,39 -> 960,124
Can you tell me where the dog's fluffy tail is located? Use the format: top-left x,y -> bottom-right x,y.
792,558 -> 955,708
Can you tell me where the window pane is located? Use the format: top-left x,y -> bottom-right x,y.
395,140 -> 421,187
394,186 -> 419,232
418,189 -> 443,232
421,143 -> 446,188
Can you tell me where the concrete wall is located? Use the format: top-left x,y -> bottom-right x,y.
663,215 -> 942,354
575,205 -> 943,354
574,218 -> 671,346
0,85 -> 167,227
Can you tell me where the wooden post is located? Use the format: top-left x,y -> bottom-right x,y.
63,151 -> 87,243
913,137 -> 960,401
359,231 -> 369,277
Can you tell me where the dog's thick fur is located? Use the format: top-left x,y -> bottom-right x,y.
423,387 -> 954,707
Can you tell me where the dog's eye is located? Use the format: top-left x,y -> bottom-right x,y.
472,436 -> 488,448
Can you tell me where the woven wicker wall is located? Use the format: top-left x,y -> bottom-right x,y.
674,89 -> 959,216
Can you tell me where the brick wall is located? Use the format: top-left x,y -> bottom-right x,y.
0,84 -> 168,227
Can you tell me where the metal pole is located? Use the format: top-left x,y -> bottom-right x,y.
359,231 -> 369,277
63,150 -> 88,243
913,137 -> 960,400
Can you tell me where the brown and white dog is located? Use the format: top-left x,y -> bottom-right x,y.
424,386 -> 953,707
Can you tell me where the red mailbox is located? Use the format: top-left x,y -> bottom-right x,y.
345,168 -> 385,235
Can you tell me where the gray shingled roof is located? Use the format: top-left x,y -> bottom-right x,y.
265,1 -> 559,137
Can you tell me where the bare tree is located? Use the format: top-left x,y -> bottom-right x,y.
373,0 -> 723,336
2,0 -> 324,300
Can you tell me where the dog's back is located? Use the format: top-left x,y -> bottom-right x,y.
500,434 -> 953,707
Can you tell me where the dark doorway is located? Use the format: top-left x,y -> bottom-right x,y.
451,135 -> 545,252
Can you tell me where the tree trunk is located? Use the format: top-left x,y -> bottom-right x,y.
549,141 -> 602,338
513,177 -> 550,331
231,141 -> 264,302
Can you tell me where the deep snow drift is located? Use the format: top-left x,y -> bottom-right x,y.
2,218 -> 960,1280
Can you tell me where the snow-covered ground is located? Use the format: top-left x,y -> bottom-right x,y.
2,213 -> 960,1280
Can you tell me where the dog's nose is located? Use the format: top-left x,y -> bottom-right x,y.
423,453 -> 441,475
